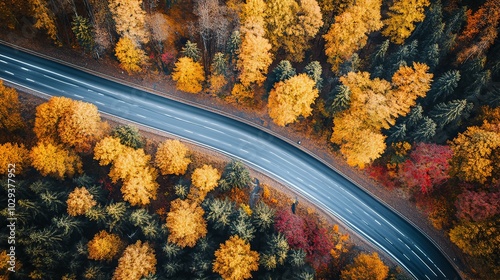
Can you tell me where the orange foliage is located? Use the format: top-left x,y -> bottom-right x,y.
112,241 -> 156,280
67,187 -> 96,216
155,139 -> 191,175
166,199 -> 208,248
30,141 -> 82,179
87,230 -> 125,261
0,143 -> 29,175
213,235 -> 259,280
341,252 -> 389,280
0,81 -> 24,132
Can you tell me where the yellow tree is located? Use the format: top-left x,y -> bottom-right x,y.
189,164 -> 221,202
0,143 -> 29,175
34,96 -> 74,143
155,139 -> 191,176
88,230 -> 125,261
66,187 -> 97,216
166,198 -> 208,248
0,81 -> 24,132
213,235 -> 260,280
323,0 -> 383,72
112,241 -> 156,280
382,0 -> 431,44
341,252 -> 389,280
30,142 -> 82,179
108,0 -> 149,44
93,136 -> 125,166
268,74 -> 319,126
115,36 -> 147,74
58,100 -> 107,153
264,0 -> 298,52
29,0 -> 59,44
172,57 -> 205,94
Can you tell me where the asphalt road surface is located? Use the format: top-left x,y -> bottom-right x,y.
0,43 -> 461,280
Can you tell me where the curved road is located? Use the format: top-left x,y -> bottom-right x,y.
0,44 -> 460,279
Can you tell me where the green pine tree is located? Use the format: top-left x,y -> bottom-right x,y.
111,125 -> 145,149
72,15 -> 94,52
181,40 -> 201,62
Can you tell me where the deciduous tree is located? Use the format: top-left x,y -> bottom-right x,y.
67,187 -> 97,216
29,0 -> 59,44
455,190 -> 500,222
213,235 -> 259,280
30,142 -> 82,179
112,241 -> 156,280
382,0 -> 431,44
108,0 -> 149,44
449,220 -> 500,257
0,81 -> 24,132
166,198 -> 208,248
115,36 -> 147,74
93,136 -> 125,166
189,164 -> 221,202
34,96 -> 74,143
172,57 -> 205,94
341,252 -> 389,280
268,74 -> 319,126
155,139 -> 191,176
87,230 -> 125,261
0,143 -> 29,175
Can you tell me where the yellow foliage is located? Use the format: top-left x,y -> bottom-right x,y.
323,0 -> 382,72
189,164 -> 221,202
268,74 -> 319,126
155,139 -> 191,176
34,96 -> 74,143
87,230 -> 125,261
67,187 -> 97,216
30,141 -> 82,179
239,0 -> 266,27
382,0 -> 431,44
229,83 -> 254,105
0,81 -> 24,132
112,241 -> 156,280
213,235 -> 260,280
172,57 -> 205,94
341,252 -> 389,280
0,143 -> 29,175
108,0 -> 149,44
208,74 -> 228,95
241,204 -> 253,216
29,0 -> 59,44
94,137 -> 125,166
264,0 -> 299,52
166,199 -> 208,248
115,36 -> 147,74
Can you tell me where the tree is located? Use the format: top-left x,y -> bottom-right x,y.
221,160 -> 252,190
72,15 -> 94,52
213,235 -> 259,280
181,40 -> 201,62
115,36 -> 147,74
429,99 -> 472,128
304,61 -> 323,90
275,209 -> 308,250
172,57 -> 205,94
252,201 -> 275,232
166,199 -> 208,248
108,0 -> 149,44
34,96 -> 74,143
456,0 -> 500,63
409,116 -> 436,142
155,139 -> 191,176
87,230 -> 125,261
449,125 -> 500,184
189,164 -> 221,202
328,85 -> 351,115
341,252 -> 389,280
397,143 -> 453,193
323,0 -> 383,72
260,233 -> 289,270
205,198 -> 235,230
226,30 -> 241,66
268,74 -> 319,126
67,187 -> 97,216
111,125 -> 144,149
0,143 -> 29,175
58,100 -> 107,153
112,241 -> 156,280
194,0 -> 230,62
270,60 -> 296,85
427,70 -> 460,103
382,0 -> 431,44
29,0 -> 59,44
93,136 -> 125,166
449,220 -> 500,257
455,190 -> 500,222
264,0 -> 298,53
0,81 -> 24,132
30,142 -> 82,179
146,12 -> 170,51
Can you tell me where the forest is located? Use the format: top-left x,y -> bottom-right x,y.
0,0 -> 499,279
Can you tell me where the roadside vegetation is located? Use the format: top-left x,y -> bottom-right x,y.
1,0 -> 499,278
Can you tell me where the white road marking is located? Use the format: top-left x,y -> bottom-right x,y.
4,70 -> 14,75
309,184 -> 318,191
136,114 -> 147,118
43,74 -> 78,87
403,254 -> 410,261
259,157 -> 271,163
296,177 -> 304,182
26,78 -> 35,82
0,59 -> 7,64
425,275 -> 430,280
74,94 -> 84,99
374,219 -> 381,225
164,113 -> 172,117
183,129 -> 193,134
240,149 -> 249,153
21,67 -> 30,71
95,101 -> 105,106
345,208 -> 353,214
411,250 -> 437,276
384,237 -> 393,245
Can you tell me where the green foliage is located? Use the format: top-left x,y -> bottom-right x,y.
252,201 -> 275,232
429,99 -> 472,128
427,70 -> 461,103
304,61 -> 323,90
226,30 -> 241,66
272,60 -> 297,83
181,40 -> 201,62
409,116 -> 436,142
205,198 -> 235,231
221,160 -> 252,190
212,52 -> 228,76
72,15 -> 94,52
111,124 -> 145,149
230,208 -> 255,242
328,85 -> 351,115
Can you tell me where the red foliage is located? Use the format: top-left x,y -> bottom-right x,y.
455,190 -> 500,222
364,165 -> 398,189
161,52 -> 175,65
275,209 -> 334,269
398,143 -> 452,193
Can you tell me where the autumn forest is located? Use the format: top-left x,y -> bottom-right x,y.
0,0 -> 499,279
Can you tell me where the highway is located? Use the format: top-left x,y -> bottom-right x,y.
0,43 -> 460,279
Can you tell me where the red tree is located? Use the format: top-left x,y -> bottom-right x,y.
275,209 -> 308,249
455,190 -> 500,222
398,143 -> 453,193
